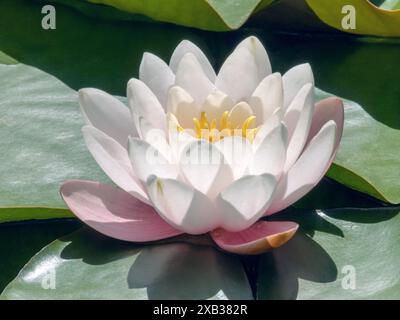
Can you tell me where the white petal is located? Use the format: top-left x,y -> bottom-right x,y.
250,73 -> 283,124
139,52 -> 175,107
282,63 -> 314,111
135,116 -> 159,141
215,46 -> 259,103
167,113 -> 196,161
128,137 -> 178,183
169,39 -> 216,81
249,124 -> 288,179
267,121 -> 337,214
217,174 -> 277,232
167,86 -> 198,129
283,83 -> 314,171
147,177 -> 219,234
202,90 -> 234,120
82,126 -> 148,203
79,88 -> 136,148
137,120 -> 171,161
175,53 -> 215,105
236,36 -> 272,81
228,102 -> 253,128
252,112 -> 281,150
214,136 -> 252,179
180,140 -> 233,199
127,78 -> 166,132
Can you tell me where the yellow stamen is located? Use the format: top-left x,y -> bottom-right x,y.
242,115 -> 256,138
200,112 -> 209,129
187,110 -> 259,142
210,119 -> 217,130
220,111 -> 229,130
193,117 -> 202,138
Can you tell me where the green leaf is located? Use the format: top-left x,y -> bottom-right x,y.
0,219 -> 80,292
1,229 -> 253,299
380,0 -> 400,10
258,207 -> 400,299
0,63 -> 110,221
36,0 -> 153,22
83,0 -> 276,31
37,0 -> 277,31
0,50 -> 17,65
306,0 -> 400,37
316,89 -> 400,204
0,208 -> 73,224
1,0 -> 215,95
294,178 -> 385,210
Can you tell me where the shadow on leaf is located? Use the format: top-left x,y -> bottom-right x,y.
258,231 -> 337,300
127,242 -> 252,299
59,228 -> 252,299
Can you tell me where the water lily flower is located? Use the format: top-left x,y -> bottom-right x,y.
60,36 -> 344,255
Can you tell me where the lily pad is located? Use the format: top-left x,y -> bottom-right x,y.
84,0 -> 276,31
0,63 -> 109,221
0,51 -> 17,65
379,0 -> 400,10
0,0 -> 213,95
316,89 -> 400,204
306,0 -> 400,37
258,206 -> 400,299
380,0 -> 400,10
0,229 -> 253,300
0,219 -> 80,292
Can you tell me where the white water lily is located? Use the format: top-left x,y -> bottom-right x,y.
61,36 -> 344,255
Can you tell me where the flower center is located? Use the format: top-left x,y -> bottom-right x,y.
177,111 -> 258,143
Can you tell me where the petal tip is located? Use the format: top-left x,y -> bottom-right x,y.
211,221 -> 299,255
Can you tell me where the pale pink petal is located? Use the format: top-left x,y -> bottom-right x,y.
167,86 -> 199,129
79,88 -> 136,148
127,78 -> 166,133
228,102 -> 253,128
139,52 -> 175,107
216,46 -> 259,103
266,120 -> 338,215
249,124 -> 288,179
146,176 -> 219,235
167,113 -> 196,160
217,174 -> 277,232
214,136 -> 252,179
283,83 -> 315,171
215,35 -> 272,103
236,36 -> 272,81
307,97 -> 344,152
175,53 -> 215,105
180,140 -> 233,199
252,113 -> 281,150
211,221 -> 298,255
202,90 -> 234,120
82,126 -> 148,203
128,137 -> 178,183
60,180 -> 183,242
282,63 -> 314,111
169,40 -> 216,81
250,73 -> 283,124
